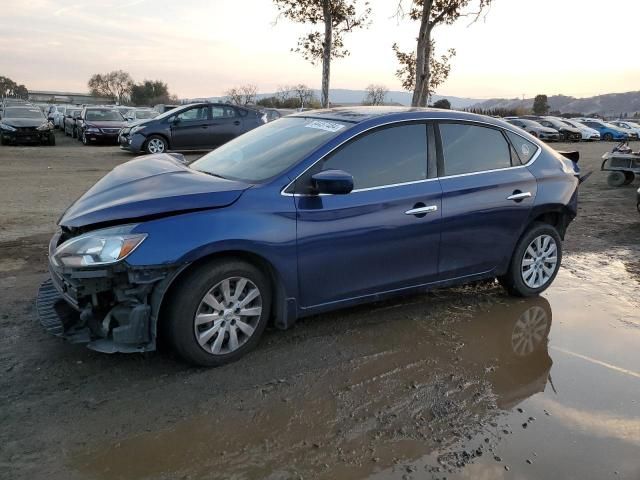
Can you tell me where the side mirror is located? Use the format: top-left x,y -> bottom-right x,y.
311,169 -> 354,195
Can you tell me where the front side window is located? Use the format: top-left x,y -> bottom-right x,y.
320,123 -> 428,190
175,106 -> 208,122
439,123 -> 512,176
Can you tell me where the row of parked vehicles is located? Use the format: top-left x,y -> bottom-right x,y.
504,115 -> 640,142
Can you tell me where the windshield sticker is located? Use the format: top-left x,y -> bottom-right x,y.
305,120 -> 345,133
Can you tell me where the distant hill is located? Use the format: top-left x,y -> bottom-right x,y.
471,91 -> 640,116
201,88 -> 481,109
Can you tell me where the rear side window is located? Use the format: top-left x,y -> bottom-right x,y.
505,131 -> 538,164
211,106 -> 236,118
321,123 -> 428,190
439,123 -> 512,176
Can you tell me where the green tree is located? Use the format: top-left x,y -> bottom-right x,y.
273,0 -> 371,107
393,0 -> 492,107
0,76 -> 28,98
88,70 -> 134,103
432,98 -> 451,109
130,80 -> 174,106
532,94 -> 550,115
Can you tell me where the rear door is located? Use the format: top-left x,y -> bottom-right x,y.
436,122 -> 538,279
206,105 -> 243,146
295,122 -> 442,308
170,105 -> 210,148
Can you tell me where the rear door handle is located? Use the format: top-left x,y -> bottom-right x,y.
405,205 -> 438,215
233,120 -> 241,126
507,191 -> 532,201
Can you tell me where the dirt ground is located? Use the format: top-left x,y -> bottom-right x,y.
1,132 -> 639,480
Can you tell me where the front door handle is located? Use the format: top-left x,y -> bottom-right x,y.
405,205 -> 438,215
233,120 -> 241,126
507,191 -> 532,201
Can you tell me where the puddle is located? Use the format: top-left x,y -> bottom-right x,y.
69,253 -> 640,480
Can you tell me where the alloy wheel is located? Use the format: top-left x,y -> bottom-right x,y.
147,138 -> 165,153
193,276 -> 262,355
511,305 -> 549,356
521,234 -> 558,289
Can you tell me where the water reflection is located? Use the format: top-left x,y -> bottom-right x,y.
72,295 -> 554,480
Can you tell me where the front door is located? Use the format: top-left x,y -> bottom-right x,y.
170,105 -> 210,149
295,122 -> 442,308
436,122 -> 538,279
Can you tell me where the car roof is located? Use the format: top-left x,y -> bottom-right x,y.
291,106 -> 507,127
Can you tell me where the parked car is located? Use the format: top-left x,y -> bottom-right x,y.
560,119 -> 600,141
123,108 -> 159,124
37,108 -> 582,366
63,108 -> 83,138
0,105 -> 55,145
536,117 -> 582,142
77,107 -> 127,145
118,102 -> 267,154
609,120 -> 640,139
505,118 -> 560,141
262,108 -> 282,122
578,119 -> 631,141
49,105 -> 70,129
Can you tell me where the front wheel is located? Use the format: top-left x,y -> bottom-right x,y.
145,135 -> 168,154
164,259 -> 271,366
603,133 -> 613,141
499,223 -> 562,297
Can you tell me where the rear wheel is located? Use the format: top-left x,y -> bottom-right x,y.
603,132 -> 613,141
82,132 -> 88,145
48,134 -> 56,146
145,135 -> 167,154
164,259 -> 271,367
529,131 -> 538,138
607,171 -> 626,187
499,223 -> 562,297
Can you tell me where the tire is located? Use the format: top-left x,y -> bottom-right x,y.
607,171 -> 626,187
529,131 -> 538,138
499,223 -> 562,297
164,259 -> 272,367
144,135 -> 168,154
82,132 -> 89,145
72,127 -> 77,139
0,136 -> 6,146
48,135 -> 56,146
623,171 -> 635,185
603,133 -> 613,141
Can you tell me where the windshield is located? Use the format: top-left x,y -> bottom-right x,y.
562,120 -> 581,128
85,109 -> 124,122
191,117 -> 350,183
135,110 -> 157,119
4,107 -> 45,119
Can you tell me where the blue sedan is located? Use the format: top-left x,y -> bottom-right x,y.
38,108 -> 582,366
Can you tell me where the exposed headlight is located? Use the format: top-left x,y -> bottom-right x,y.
52,226 -> 147,268
0,123 -> 16,132
37,122 -> 51,131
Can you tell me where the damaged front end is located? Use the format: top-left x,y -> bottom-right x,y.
36,228 -> 180,353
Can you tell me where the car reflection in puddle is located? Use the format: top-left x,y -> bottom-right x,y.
71,295 -> 555,480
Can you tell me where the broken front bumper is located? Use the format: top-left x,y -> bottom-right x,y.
37,234 -> 181,353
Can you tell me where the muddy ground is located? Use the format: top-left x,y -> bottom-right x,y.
0,132 -> 639,480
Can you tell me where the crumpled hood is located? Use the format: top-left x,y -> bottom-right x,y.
59,154 -> 251,228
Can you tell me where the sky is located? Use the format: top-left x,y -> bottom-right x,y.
1,0 -> 639,100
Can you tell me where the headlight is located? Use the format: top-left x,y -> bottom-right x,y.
0,123 -> 16,132
37,122 -> 51,131
52,226 -> 147,268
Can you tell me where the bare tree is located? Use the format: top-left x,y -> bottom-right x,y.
393,0 -> 491,107
363,84 -> 388,105
273,0 -> 371,108
276,85 -> 293,103
225,84 -> 258,105
88,70 -> 134,103
291,84 -> 315,108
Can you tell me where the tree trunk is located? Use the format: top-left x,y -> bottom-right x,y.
411,0 -> 432,107
321,0 -> 332,108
